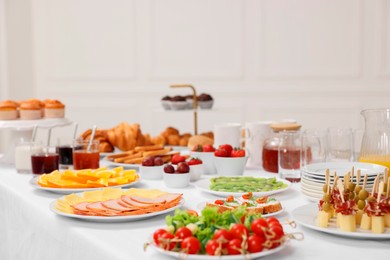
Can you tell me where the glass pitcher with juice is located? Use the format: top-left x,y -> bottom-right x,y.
358,109 -> 390,168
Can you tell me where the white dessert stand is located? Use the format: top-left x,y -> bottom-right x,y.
0,118 -> 73,164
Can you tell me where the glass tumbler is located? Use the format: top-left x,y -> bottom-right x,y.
72,139 -> 100,170
278,130 -> 302,183
31,145 -> 59,174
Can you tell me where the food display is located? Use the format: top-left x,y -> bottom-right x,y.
147,206 -> 296,257
0,100 -> 19,120
0,99 -> 65,120
105,144 -> 180,165
37,167 -> 139,188
209,177 -> 288,193
206,192 -> 283,216
161,93 -> 214,110
317,169 -> 390,234
80,124 -> 213,152
54,188 -> 183,217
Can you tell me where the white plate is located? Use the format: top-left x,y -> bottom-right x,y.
300,188 -> 322,200
196,202 -> 284,217
30,176 -> 141,194
292,204 -> 390,239
101,157 -> 140,169
194,177 -> 291,197
302,162 -> 386,176
50,197 -> 185,222
149,237 -> 287,260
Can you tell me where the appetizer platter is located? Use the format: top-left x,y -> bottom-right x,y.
146,206 -> 299,259
194,177 -> 290,197
205,192 -> 284,217
293,168 -> 390,239
51,188 -> 184,222
31,167 -> 140,194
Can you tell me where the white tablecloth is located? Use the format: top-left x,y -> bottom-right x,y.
0,164 -> 389,260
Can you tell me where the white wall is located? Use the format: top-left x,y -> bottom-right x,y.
3,0 -> 390,137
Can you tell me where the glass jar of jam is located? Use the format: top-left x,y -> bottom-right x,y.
262,123 -> 301,173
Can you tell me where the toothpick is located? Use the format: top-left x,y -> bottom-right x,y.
332,172 -> 338,192
351,167 -> 355,184
356,170 -> 361,187
384,168 -> 388,184
344,172 -> 350,190
387,177 -> 390,197
363,174 -> 368,190
377,182 -> 384,203
325,169 -> 330,194
337,179 -> 345,203
371,176 -> 379,197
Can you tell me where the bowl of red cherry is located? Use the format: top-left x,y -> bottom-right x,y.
163,160 -> 191,188
139,156 -> 165,180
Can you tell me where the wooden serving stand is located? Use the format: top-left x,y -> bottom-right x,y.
170,84 -> 198,135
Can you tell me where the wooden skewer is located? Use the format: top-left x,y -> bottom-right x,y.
362,174 -> 368,190
377,182 -> 384,203
344,172 -> 350,190
384,168 -> 388,183
356,170 -> 361,187
351,167 -> 355,184
332,172 -> 338,192
387,177 -> 390,197
371,176 -> 379,197
337,179 -> 345,203
325,169 -> 330,194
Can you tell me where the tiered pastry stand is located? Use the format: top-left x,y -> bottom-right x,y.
0,118 -> 73,164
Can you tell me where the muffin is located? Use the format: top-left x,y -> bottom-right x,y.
185,95 -> 194,109
170,95 -> 187,110
0,100 -> 18,120
28,99 -> 45,117
161,96 -> 172,110
19,101 -> 42,120
197,93 -> 214,109
44,99 -> 65,118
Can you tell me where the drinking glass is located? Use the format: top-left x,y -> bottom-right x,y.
301,129 -> 328,168
72,139 -> 100,170
31,145 -> 59,174
56,137 -> 75,169
278,130 -> 301,182
327,128 -> 354,162
15,140 -> 42,173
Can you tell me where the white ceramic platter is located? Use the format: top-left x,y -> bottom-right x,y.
50,198 -> 185,222
30,176 -> 141,194
292,204 -> 390,239
149,238 -> 287,260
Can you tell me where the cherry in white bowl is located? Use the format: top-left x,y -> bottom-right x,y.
163,163 -> 191,188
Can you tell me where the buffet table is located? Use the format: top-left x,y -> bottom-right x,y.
0,163 -> 388,260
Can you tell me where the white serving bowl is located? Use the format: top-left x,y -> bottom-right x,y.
163,172 -> 190,188
161,100 -> 172,110
213,156 -> 248,176
189,164 -> 204,181
139,165 -> 164,180
190,151 -> 216,175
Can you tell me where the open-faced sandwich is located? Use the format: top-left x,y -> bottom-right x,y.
206,192 -> 282,215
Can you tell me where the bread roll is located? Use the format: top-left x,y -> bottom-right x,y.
187,135 -> 214,150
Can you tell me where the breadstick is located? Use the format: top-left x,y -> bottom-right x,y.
142,147 -> 173,157
106,151 -> 134,160
134,144 -> 164,152
124,157 -> 144,164
114,152 -> 142,163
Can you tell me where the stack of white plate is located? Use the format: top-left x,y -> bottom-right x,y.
301,162 -> 386,202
